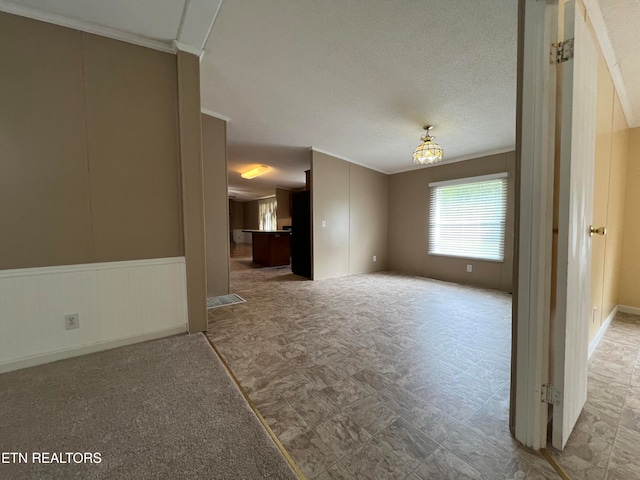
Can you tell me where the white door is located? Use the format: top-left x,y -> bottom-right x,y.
513,0 -> 557,450
551,0 -> 598,450
514,0 -> 598,450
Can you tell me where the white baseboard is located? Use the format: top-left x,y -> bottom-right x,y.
0,325 -> 187,374
588,306 -> 617,359
618,305 -> 640,316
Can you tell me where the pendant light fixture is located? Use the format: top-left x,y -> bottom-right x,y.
412,125 -> 443,165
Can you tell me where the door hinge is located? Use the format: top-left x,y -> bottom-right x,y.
550,38 -> 574,64
542,384 -> 561,406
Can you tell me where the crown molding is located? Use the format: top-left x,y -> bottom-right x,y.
390,147 -> 515,175
201,108 -> 231,122
201,0 -> 223,51
173,40 -> 204,59
309,147 -> 391,175
0,1 -> 175,53
582,0 -> 636,128
177,0 -> 223,52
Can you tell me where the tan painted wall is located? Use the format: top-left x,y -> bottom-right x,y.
584,13 -> 630,343
619,127 -> 640,308
349,164 -> 389,275
202,114 -> 230,297
276,188 -> 292,229
589,53 -> 614,339
312,152 -> 350,280
243,200 -> 260,230
229,200 -> 245,231
388,152 -> 515,292
0,12 -> 182,269
602,99 -> 629,316
84,34 -> 183,263
311,151 -> 388,280
177,50 -> 207,332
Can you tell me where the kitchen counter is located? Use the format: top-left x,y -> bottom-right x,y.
242,230 -> 291,266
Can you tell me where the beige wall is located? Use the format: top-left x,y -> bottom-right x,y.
202,114 -> 230,297
177,50 -> 207,332
619,127 -> 640,308
0,12 -> 208,334
0,13 -> 183,269
243,200 -> 260,230
584,11 -> 630,343
349,164 -> 389,275
312,152 -> 350,280
276,188 -> 292,229
229,200 -> 245,231
388,152 -> 515,292
589,53 -> 613,339
311,151 -> 388,280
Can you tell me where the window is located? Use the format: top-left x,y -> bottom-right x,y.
429,173 -> 508,261
258,197 -> 277,230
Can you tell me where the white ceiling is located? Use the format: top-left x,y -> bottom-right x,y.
201,0 -> 519,200
1,0 -> 638,201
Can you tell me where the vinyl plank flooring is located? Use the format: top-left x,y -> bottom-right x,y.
213,257 -> 640,479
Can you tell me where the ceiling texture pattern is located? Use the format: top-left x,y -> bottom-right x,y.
1,0 -> 638,200
201,0 -> 518,199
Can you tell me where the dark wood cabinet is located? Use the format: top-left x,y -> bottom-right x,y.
242,230 -> 291,267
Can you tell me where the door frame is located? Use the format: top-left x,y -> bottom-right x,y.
512,0 -> 557,449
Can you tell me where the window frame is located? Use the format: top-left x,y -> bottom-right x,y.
428,172 -> 509,263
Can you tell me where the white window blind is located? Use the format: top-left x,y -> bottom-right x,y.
258,197 -> 277,230
429,173 -> 508,262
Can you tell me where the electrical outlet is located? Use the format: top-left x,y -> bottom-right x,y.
65,313 -> 79,330
321,220 -> 326,228
373,255 -> 377,262
466,264 -> 473,273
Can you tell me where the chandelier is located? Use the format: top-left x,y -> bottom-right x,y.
412,125 -> 443,165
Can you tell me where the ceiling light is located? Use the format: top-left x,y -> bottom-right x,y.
241,165 -> 271,179
412,125 -> 443,165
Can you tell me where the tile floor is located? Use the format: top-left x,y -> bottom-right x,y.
206,252 -> 640,479
548,311 -> 640,480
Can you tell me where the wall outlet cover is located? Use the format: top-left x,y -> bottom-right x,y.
65,313 -> 80,330
466,264 -> 473,273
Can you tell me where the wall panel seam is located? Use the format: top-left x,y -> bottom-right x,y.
79,32 -> 97,262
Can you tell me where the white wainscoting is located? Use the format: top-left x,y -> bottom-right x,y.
0,257 -> 188,373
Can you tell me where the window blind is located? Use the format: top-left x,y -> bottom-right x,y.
428,175 -> 508,262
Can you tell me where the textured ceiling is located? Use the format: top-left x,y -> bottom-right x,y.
201,0 -> 518,200
2,0 -> 636,201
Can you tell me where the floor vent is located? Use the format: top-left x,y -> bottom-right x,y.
206,293 -> 246,309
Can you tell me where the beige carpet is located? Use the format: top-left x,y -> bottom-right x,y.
0,334 -> 299,480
